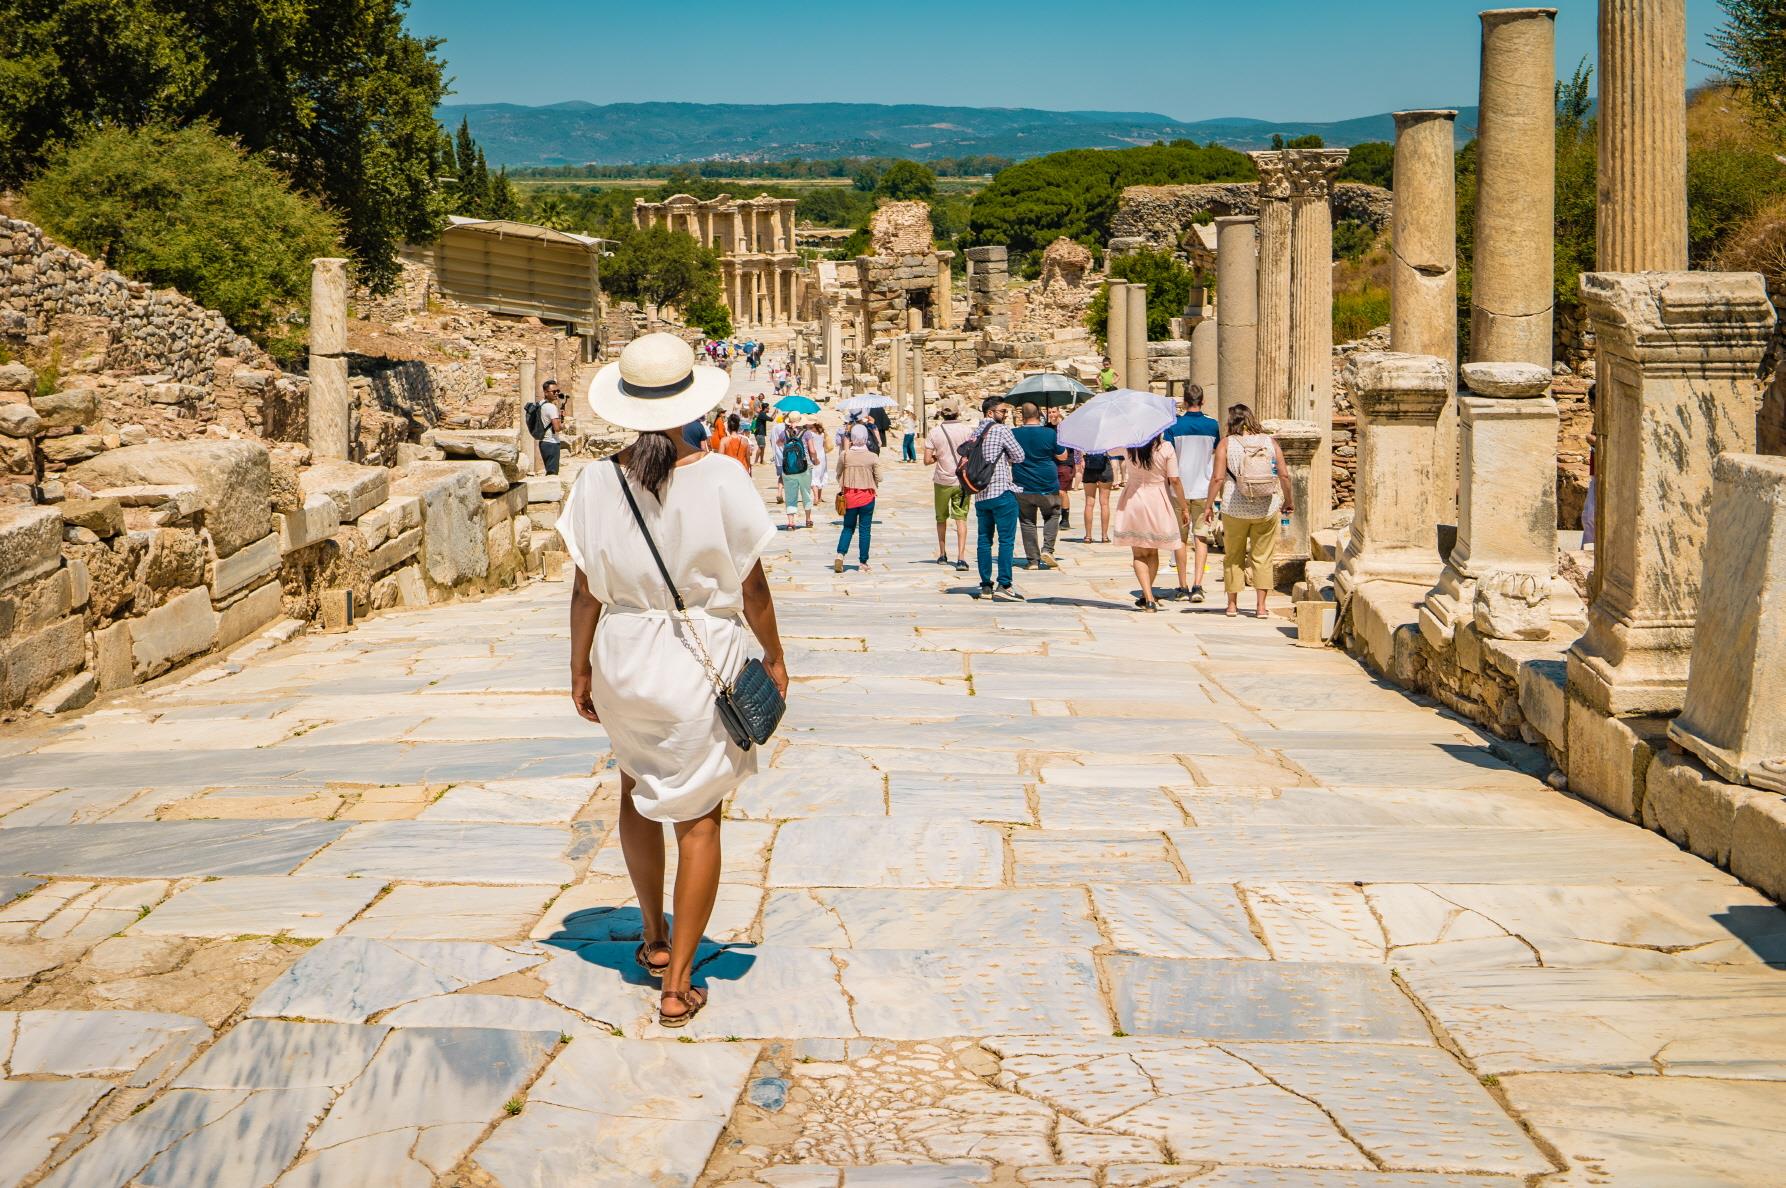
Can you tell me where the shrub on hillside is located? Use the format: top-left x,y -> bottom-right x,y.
1338,141 -> 1394,190
24,123 -> 339,341
1084,248 -> 1204,348
875,160 -> 937,204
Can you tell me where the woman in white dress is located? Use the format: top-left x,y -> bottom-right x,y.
805,420 -> 831,505
563,334 -> 788,1027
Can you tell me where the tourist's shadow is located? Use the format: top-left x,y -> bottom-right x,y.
543,906 -> 758,987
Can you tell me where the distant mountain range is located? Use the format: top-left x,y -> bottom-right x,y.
438,100 -> 1480,168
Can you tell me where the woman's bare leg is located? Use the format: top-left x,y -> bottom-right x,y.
662,805 -> 723,1017
1130,548 -> 1153,604
618,776 -> 669,971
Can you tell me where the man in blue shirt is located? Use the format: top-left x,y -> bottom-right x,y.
1162,384 -> 1222,601
1011,402 -> 1066,571
971,396 -> 1027,601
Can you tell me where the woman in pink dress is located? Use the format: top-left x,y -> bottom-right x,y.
1111,433 -> 1188,612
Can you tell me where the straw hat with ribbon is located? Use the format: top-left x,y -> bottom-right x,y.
587,332 -> 731,432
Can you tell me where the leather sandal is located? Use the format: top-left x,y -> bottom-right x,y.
658,986 -> 707,1029
633,940 -> 670,980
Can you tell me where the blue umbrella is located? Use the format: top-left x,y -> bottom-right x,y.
775,395 -> 821,414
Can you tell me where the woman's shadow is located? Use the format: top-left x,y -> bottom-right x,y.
542,905 -> 757,987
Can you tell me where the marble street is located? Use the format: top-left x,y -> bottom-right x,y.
1,416 -> 1784,1187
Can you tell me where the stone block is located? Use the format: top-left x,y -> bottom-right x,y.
0,614 -> 84,710
0,505 -> 62,593
143,528 -> 206,590
1455,622 -> 1484,674
483,493 -> 514,529
215,579 -> 283,650
424,430 -> 521,476
0,361 -> 37,394
130,587 -> 219,680
2,567 -> 73,637
69,441 -> 272,559
267,451 -> 303,514
542,551 -> 568,582
0,403 -> 42,438
1473,571 -> 1551,640
39,433 -> 107,465
1730,794 -> 1786,904
320,588 -> 355,633
524,477 -> 564,504
277,494 -> 341,555
34,669 -> 95,715
460,460 -> 510,495
390,465 -> 488,588
1293,600 -> 1331,646
389,565 -> 427,608
367,526 -> 421,577
67,557 -> 89,609
299,461 -> 389,522
1565,695 -> 1668,822
526,505 -> 559,533
60,498 -> 123,538
30,388 -> 99,430
1643,749 -> 1768,867
94,621 -> 134,692
1517,658 -> 1567,751
486,520 -> 516,567
210,532 -> 281,600
0,433 -> 34,477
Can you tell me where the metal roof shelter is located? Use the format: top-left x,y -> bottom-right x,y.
403,217 -> 613,337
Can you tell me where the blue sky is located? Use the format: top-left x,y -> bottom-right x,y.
411,0 -> 1730,121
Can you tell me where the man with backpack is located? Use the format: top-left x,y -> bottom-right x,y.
924,406 -> 974,571
960,396 -> 1027,601
779,415 -> 814,529
526,380 -> 564,475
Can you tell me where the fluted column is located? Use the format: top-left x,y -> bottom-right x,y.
1392,110 -> 1461,521
1598,0 -> 1688,271
1215,215 -> 1259,420
1471,8 -> 1557,369
1250,152 -> 1293,422
1287,148 -> 1350,528
1107,281 -> 1130,389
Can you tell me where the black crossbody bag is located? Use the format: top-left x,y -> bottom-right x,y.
611,459 -> 785,751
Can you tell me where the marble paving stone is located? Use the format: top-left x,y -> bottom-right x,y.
1498,1072 -> 1786,1187
1228,1043 -> 1551,1174
248,937 -> 542,1022
1110,1173 -> 1522,1187
0,877 -> 43,907
379,993 -> 600,1039
2,880 -> 167,943
1037,786 -> 1186,830
173,1019 -> 389,1089
9,1010 -> 208,1077
842,948 -> 1108,1038
1402,966 -> 1786,1078
418,776 -> 596,823
1038,763 -> 1192,790
298,1026 -> 560,1176
1165,827 -> 1727,884
297,821 -> 573,883
0,821 -> 351,877
1243,884 -> 1388,963
1178,784 -> 1607,829
728,770 -> 886,819
0,1080 -> 109,1188
588,819 -> 776,883
763,888 -> 1102,950
1108,957 -> 1431,1043
1092,885 -> 1269,959
339,884 -> 552,941
274,1129 -> 429,1188
1270,745 -> 1541,792
1011,833 -> 1181,884
1214,672 -> 1419,713
857,746 -> 1021,775
886,776 -> 1032,824
533,879 -> 758,945
771,818 -> 1003,888
471,1037 -> 757,1188
132,876 -> 380,939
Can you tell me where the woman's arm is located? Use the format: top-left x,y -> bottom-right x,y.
741,561 -> 789,695
1205,435 -> 1226,521
1275,440 -> 1295,512
569,569 -> 603,723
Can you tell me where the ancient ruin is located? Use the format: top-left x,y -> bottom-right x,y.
632,193 -> 804,325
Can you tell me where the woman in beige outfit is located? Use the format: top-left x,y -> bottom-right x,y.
1203,403 -> 1294,618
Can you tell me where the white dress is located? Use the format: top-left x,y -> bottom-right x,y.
558,455 -> 777,822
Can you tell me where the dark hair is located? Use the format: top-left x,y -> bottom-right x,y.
626,430 -> 678,500
1226,403 -> 1264,436
941,406 -> 960,420
1185,384 -> 1204,408
542,378 -> 558,391
727,413 -> 741,433
1129,434 -> 1164,469
981,395 -> 1007,416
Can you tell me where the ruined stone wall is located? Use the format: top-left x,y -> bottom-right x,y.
1113,184 -> 1392,251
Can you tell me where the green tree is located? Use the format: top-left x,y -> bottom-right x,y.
603,225 -> 724,319
874,160 -> 937,203
1338,141 -> 1394,189
23,123 -> 339,339
1713,0 -> 1786,131
0,0 -> 450,292
1083,248 -> 1203,346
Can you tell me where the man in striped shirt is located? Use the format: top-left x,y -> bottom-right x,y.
972,396 -> 1027,601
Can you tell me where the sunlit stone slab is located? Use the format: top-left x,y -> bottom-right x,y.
174,1019 -> 389,1089
1038,786 -> 1186,830
1012,832 -> 1181,884
1091,885 -> 1268,959
248,937 -> 541,1022
843,947 -> 1108,1038
0,821 -> 350,878
298,821 -> 572,883
9,1010 -> 207,1077
728,770 -> 886,819
770,818 -> 1003,888
763,888 -> 1101,950
339,884 -> 552,941
132,876 -> 379,938
0,1081 -> 109,1188
1108,957 -> 1430,1043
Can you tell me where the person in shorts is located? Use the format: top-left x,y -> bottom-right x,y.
924,406 -> 974,571
1163,384 -> 1220,601
1079,449 -> 1117,542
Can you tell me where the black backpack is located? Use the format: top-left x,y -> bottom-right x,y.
524,401 -> 547,441
782,433 -> 809,476
957,429 -> 997,495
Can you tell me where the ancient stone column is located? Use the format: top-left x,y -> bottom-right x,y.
1265,419 -> 1323,585
910,337 -> 926,427
1189,316 -> 1218,401
1391,110 -> 1461,520
823,311 -> 842,392
308,258 -> 351,461
1249,152 -> 1293,421
1598,0 -> 1688,272
890,334 -> 906,405
1419,362 -> 1567,646
1287,148 -> 1350,528
1126,283 -> 1149,393
1567,271 -> 1775,715
934,254 -> 955,331
1215,216 -> 1259,420
1471,8 -> 1557,369
1107,281 -> 1130,389
513,359 -> 540,476
1332,353 -> 1451,600
1669,454 -> 1786,789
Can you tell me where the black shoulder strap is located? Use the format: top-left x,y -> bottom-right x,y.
611,459 -> 686,613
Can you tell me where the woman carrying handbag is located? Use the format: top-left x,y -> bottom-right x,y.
561,334 -> 789,1028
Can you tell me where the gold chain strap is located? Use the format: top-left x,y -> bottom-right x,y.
671,609 -> 730,697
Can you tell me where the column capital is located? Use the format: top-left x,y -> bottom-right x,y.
1343,352 -> 1450,420
1284,148 -> 1352,199
1393,109 -> 1458,131
1580,271 -> 1776,377
1249,151 -> 1294,200
1213,214 -> 1259,230
1263,418 -> 1322,461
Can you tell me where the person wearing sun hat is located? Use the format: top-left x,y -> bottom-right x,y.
561,333 -> 788,1028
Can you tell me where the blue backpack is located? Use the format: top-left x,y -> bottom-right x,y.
782,434 -> 809,476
